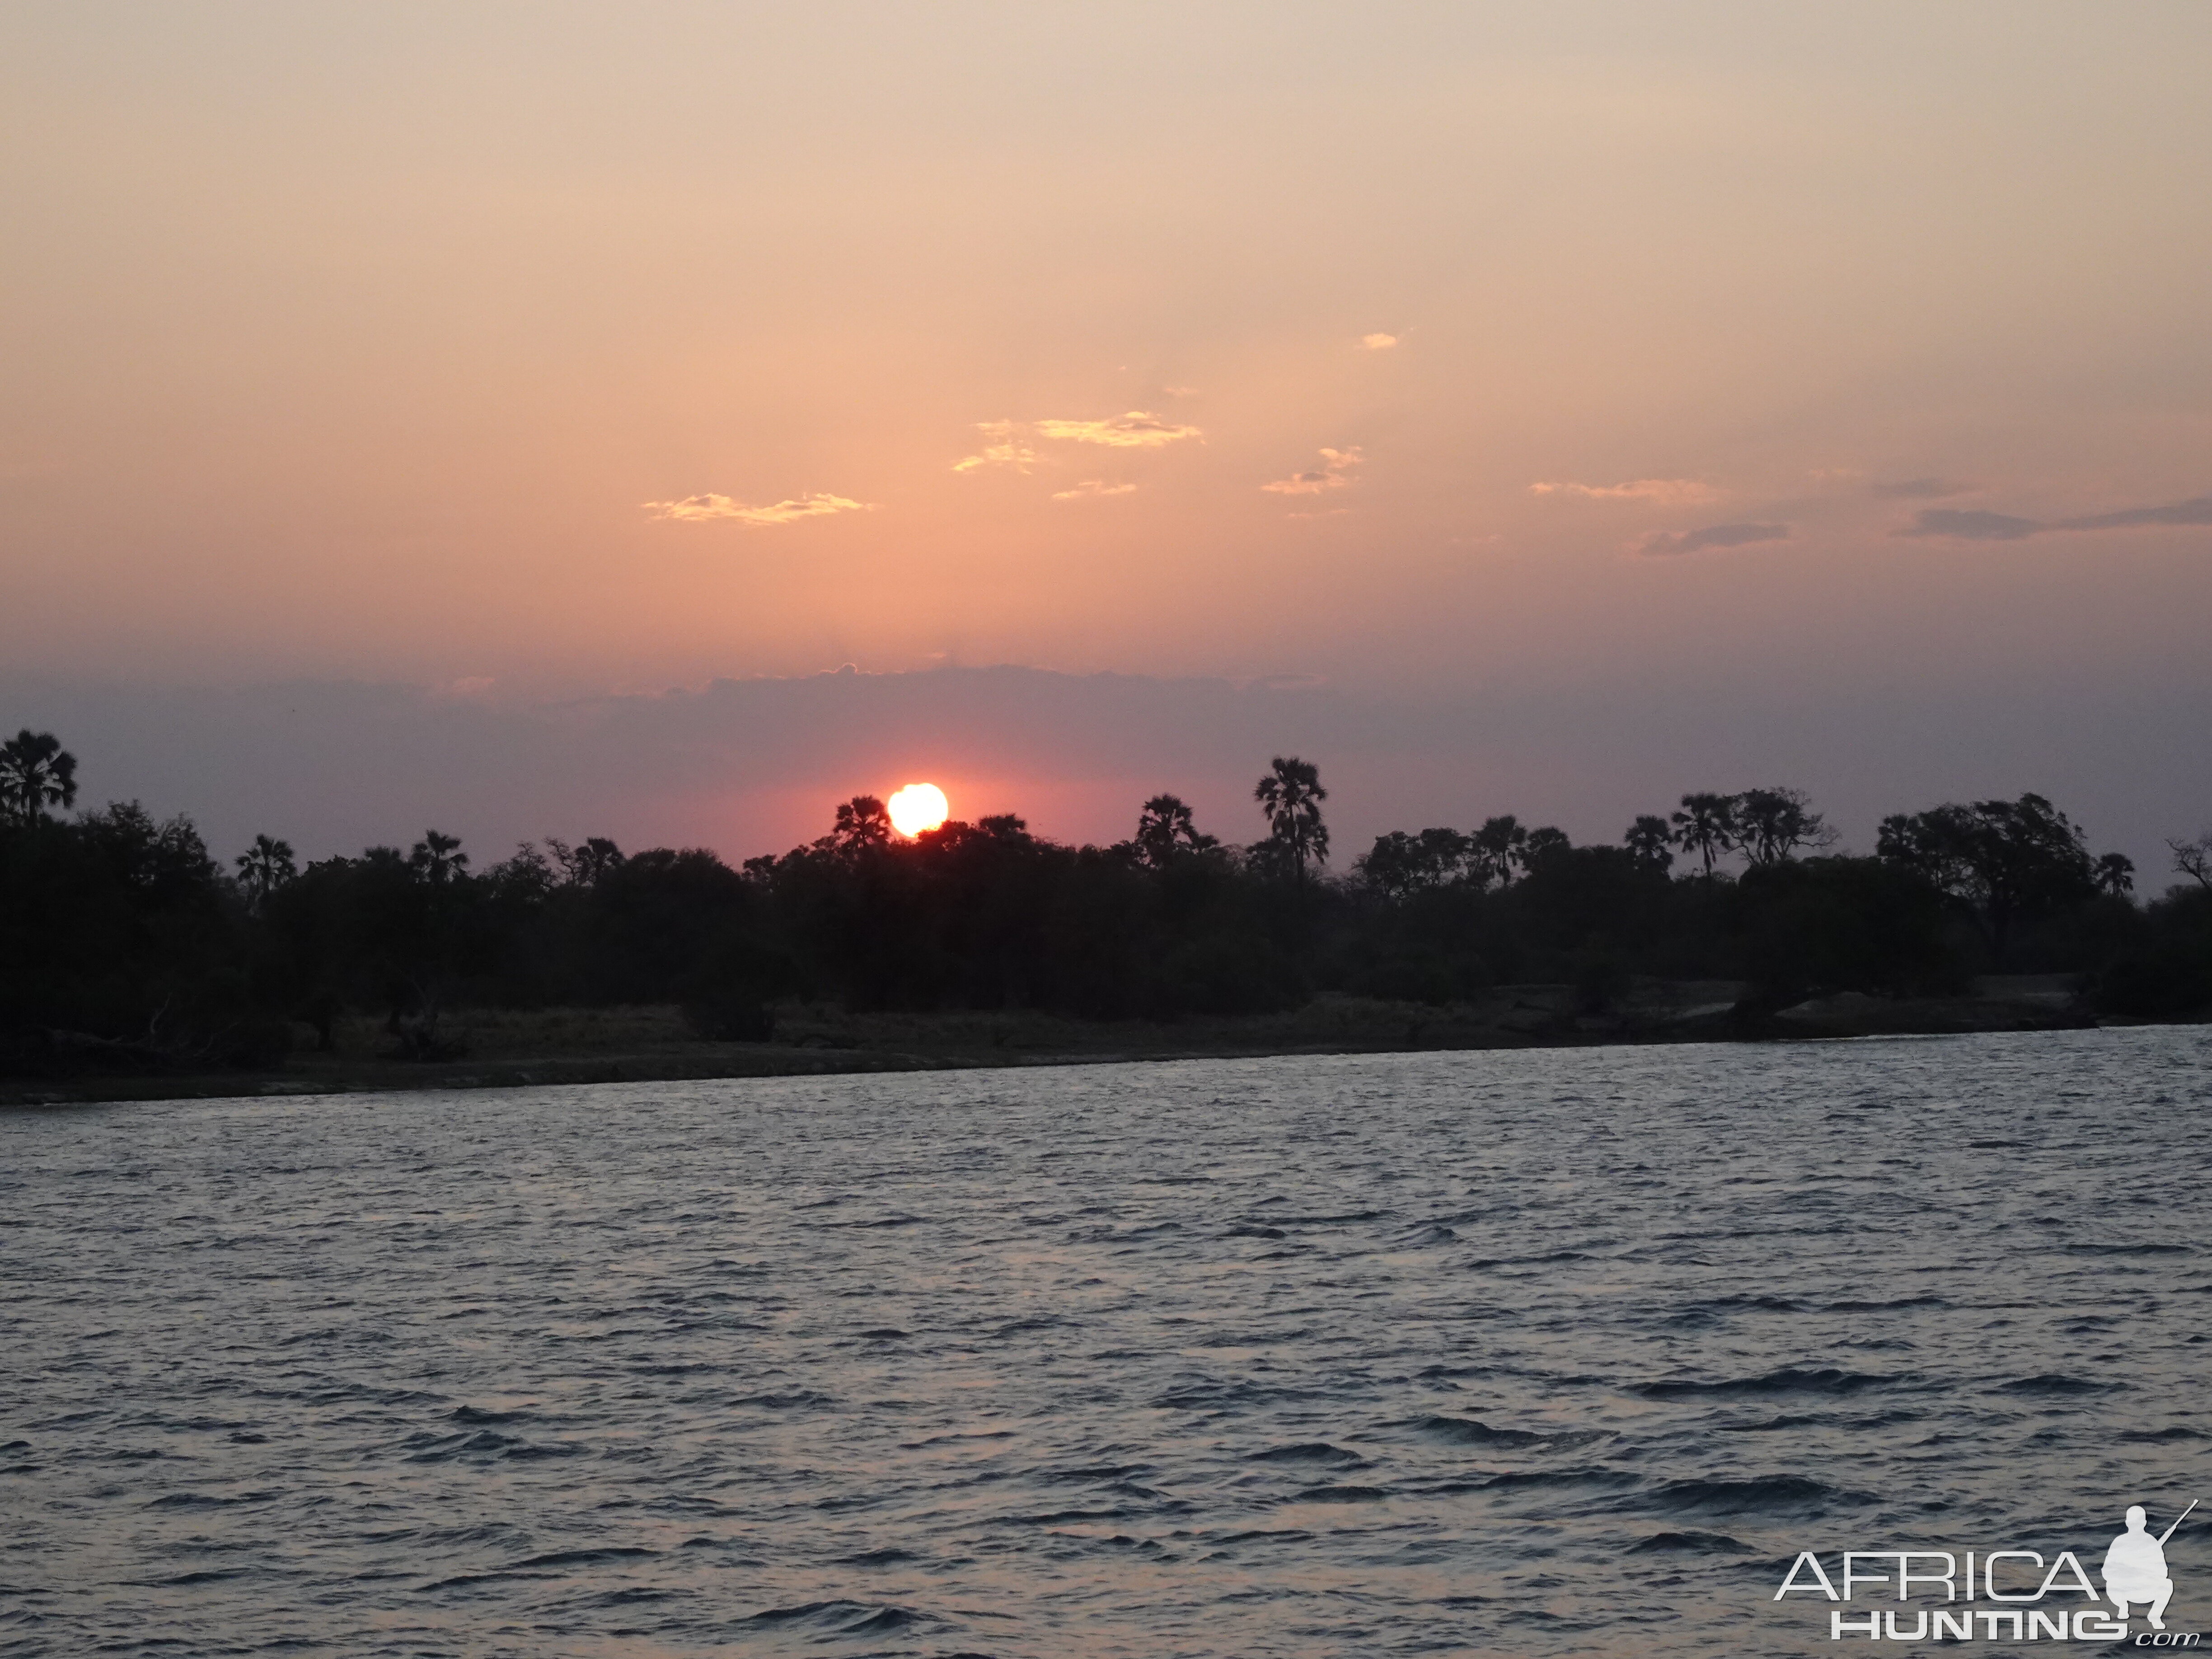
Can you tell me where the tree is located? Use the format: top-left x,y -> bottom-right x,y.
831,795 -> 893,855
234,834 -> 297,911
486,841 -> 558,901
2094,852 -> 2136,897
1624,815 -> 1675,871
1253,756 -> 1329,884
1671,792 -> 1739,876
1132,794 -> 1219,869
1472,815 -> 1527,886
409,830 -> 469,884
2170,831 -> 2212,891
1357,827 -> 1472,899
1876,792 -> 2098,966
0,730 -> 77,827
1733,786 -> 1836,864
1521,825 -> 1573,873
1,798 -> 270,1064
545,835 -> 625,886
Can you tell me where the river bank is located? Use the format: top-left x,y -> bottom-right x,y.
2,975 -> 2148,1108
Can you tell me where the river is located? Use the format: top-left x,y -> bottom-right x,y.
3,1028 -> 2206,1655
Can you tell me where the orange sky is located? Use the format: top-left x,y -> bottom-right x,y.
4,4 -> 2210,864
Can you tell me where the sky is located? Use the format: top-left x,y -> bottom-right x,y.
5,3 -> 2210,874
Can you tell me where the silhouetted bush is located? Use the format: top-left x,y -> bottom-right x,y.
7,736 -> 2200,1076
2092,887 -> 2212,1017
1733,856 -> 1968,1001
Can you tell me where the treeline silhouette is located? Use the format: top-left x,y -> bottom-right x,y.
4,730 -> 2209,1075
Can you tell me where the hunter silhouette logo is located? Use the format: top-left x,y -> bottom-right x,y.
2107,1501 -> 2193,1632
1774,1498 -> 2198,1643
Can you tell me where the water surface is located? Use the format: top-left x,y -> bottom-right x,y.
4,1029 -> 2207,1655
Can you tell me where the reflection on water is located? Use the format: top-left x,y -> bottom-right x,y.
2,1028 -> 2206,1656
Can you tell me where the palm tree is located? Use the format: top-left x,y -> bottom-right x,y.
1253,756 -> 1329,884
234,834 -> 297,909
832,795 -> 892,853
1671,792 -> 1739,876
1521,825 -> 1572,872
409,830 -> 469,883
1134,794 -> 1218,868
2094,852 -> 2135,897
1472,815 -> 1526,886
1624,815 -> 1675,870
0,729 -> 78,826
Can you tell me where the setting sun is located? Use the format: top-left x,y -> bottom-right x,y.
886,782 -> 949,837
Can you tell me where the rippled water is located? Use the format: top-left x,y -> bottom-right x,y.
4,1029 -> 2208,1657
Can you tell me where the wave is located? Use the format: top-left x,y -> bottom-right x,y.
744,1599 -> 938,1635
1402,1415 -> 1548,1448
506,1547 -> 660,1571
1633,1367 -> 1903,1400
1417,1467 -> 1639,1504
1632,1475 -> 1876,1516
1034,1462 -> 1153,1485
1994,1373 -> 2112,1396
1247,1442 -> 1365,1466
448,1404 -> 535,1425
403,1429 -> 586,1463
1627,1530 -> 1753,1554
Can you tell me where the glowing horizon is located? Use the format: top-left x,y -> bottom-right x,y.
3,4 -> 2208,866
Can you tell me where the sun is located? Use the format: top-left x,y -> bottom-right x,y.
886,782 -> 949,837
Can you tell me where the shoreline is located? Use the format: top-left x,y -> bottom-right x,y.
0,1031 -> 1648,1108
4,978 -> 2170,1109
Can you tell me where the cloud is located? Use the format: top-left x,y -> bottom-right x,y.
1635,521 -> 1791,557
1868,476 -> 1967,499
1358,333 -> 1399,351
1261,446 -> 1364,496
2058,495 -> 2212,531
1893,508 -> 2042,541
1033,411 -> 1203,448
1531,478 -> 1722,505
1893,496 -> 2212,541
951,420 -> 1041,473
1162,384 -> 1201,398
642,492 -> 873,526
1051,479 -> 1137,501
956,410 -> 1202,469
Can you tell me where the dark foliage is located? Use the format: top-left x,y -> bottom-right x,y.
1875,793 -> 2097,967
0,803 -> 284,1073
2093,886 -> 2212,1017
5,734 -> 2203,1075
